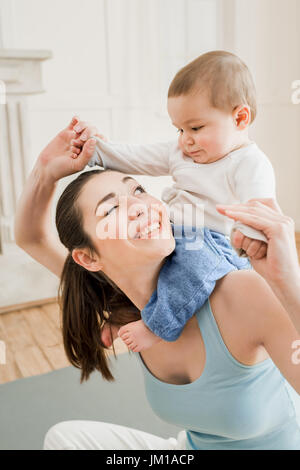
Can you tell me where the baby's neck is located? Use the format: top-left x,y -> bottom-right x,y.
228,138 -> 252,155
224,127 -> 251,154
204,137 -> 252,165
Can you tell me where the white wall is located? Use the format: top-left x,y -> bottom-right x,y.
220,0 -> 300,228
8,0 -> 219,209
4,0 -> 298,223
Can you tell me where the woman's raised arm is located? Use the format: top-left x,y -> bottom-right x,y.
14,117 -> 96,278
216,199 -> 300,335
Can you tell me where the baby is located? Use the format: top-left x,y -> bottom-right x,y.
72,50 -> 276,352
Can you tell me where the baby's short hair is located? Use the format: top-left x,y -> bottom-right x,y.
168,50 -> 257,124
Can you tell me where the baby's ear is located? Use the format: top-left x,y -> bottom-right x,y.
233,105 -> 251,129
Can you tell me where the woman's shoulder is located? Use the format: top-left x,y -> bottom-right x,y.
210,270 -> 272,351
212,269 -> 270,308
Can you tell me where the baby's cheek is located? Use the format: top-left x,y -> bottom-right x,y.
196,134 -> 210,149
178,136 -> 184,152
212,129 -> 231,152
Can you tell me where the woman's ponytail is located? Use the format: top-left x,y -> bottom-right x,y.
59,254 -> 111,382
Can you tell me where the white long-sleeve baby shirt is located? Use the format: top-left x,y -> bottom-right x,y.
88,139 -> 276,236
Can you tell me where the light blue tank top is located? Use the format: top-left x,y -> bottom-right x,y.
135,299 -> 300,450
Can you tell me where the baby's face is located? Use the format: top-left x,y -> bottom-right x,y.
167,91 -> 242,164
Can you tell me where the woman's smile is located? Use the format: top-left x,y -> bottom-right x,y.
133,219 -> 162,240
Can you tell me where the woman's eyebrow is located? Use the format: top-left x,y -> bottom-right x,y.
94,176 -> 136,215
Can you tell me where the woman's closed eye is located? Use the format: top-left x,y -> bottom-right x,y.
103,185 -> 146,217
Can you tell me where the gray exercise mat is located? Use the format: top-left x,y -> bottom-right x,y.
0,352 -> 182,450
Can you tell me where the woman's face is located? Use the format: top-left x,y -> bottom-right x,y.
77,170 -> 175,273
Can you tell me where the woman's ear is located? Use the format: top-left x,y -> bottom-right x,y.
72,248 -> 103,272
233,105 -> 251,130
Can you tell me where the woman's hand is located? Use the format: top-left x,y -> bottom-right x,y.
69,118 -> 108,155
216,199 -> 300,288
38,116 -> 97,183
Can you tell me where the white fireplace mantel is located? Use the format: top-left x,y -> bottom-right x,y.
0,48 -> 52,251
0,49 -> 52,94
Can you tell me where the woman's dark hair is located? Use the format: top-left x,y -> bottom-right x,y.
55,169 -> 140,383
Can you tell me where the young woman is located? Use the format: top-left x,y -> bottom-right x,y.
15,118 -> 300,450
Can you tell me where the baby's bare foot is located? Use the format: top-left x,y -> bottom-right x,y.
118,320 -> 161,352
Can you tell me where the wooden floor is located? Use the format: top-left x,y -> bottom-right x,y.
1,233 -> 300,385
0,302 -> 128,385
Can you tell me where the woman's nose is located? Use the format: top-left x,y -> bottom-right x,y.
118,195 -> 143,217
127,201 -> 145,220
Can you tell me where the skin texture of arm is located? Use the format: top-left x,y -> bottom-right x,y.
14,162 -> 67,278
216,270 -> 300,394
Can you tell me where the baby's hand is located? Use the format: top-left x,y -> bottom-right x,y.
118,320 -> 162,353
70,117 -> 108,157
232,230 -> 268,260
